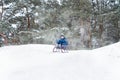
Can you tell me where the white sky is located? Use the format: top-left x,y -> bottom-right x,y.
0,42 -> 120,80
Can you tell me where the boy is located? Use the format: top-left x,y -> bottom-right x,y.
57,35 -> 68,49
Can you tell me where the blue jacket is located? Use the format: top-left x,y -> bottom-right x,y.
57,38 -> 68,45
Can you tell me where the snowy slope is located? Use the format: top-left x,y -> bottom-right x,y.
0,43 -> 120,80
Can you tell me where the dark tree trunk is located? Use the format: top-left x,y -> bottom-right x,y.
27,15 -> 30,30
0,33 -> 8,45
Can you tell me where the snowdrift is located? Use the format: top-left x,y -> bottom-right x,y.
0,42 -> 120,80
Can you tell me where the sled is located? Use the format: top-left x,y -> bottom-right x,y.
53,45 -> 68,53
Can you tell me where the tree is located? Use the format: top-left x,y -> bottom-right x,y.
91,0 -> 120,46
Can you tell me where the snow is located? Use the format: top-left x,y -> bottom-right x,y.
11,24 -> 17,28
14,12 -> 25,17
0,43 -> 120,80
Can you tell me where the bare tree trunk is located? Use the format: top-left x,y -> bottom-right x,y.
86,21 -> 92,48
27,15 -> 30,30
1,0 -> 3,20
0,33 -> 8,45
25,6 -> 31,31
91,0 -> 98,31
79,19 -> 92,48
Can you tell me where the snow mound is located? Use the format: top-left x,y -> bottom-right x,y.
92,42 -> 120,57
0,43 -> 120,80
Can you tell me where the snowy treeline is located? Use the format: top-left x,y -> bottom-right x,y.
0,0 -> 120,49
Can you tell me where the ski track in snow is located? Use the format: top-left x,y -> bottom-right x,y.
0,43 -> 120,80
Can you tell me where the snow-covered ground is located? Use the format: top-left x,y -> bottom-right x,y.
0,42 -> 120,80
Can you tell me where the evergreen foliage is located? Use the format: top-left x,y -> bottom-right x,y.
0,0 -> 120,49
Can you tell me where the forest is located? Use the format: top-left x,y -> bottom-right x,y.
0,0 -> 120,49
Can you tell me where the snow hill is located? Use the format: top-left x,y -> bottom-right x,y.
0,42 -> 120,80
